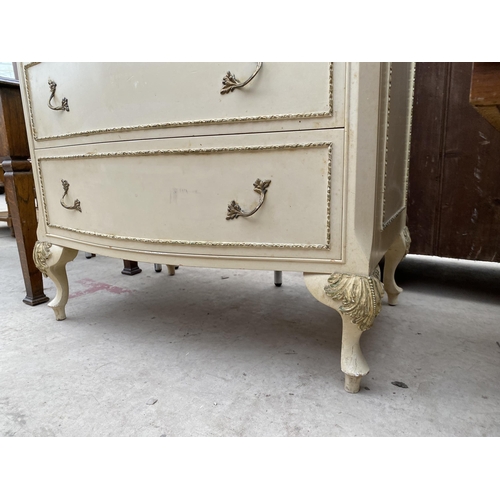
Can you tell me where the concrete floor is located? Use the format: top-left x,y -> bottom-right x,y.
1,194 -> 500,437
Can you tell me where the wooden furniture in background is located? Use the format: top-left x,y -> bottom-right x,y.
0,77 -> 49,305
470,62 -> 500,133
407,62 -> 500,262
121,260 -> 142,275
0,167 -> 15,235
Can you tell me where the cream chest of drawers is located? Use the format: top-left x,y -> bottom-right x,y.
18,62 -> 414,393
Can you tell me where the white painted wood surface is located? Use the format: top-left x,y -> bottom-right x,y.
23,62 -> 343,144
19,62 -> 415,392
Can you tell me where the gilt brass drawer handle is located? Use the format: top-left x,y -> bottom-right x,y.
226,178 -> 271,220
60,179 -> 81,212
48,80 -> 70,111
221,62 -> 262,95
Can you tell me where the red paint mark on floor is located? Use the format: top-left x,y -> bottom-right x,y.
69,278 -> 131,299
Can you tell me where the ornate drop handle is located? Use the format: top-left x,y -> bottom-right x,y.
220,62 -> 262,95
48,80 -> 70,111
226,178 -> 271,220
60,179 -> 81,212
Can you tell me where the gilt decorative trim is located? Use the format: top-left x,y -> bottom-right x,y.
380,63 -> 414,230
23,63 -> 335,142
382,206 -> 405,229
33,241 -> 52,277
45,226 -> 329,249
403,64 -> 416,211
23,63 -> 40,144
37,142 -> 333,250
381,63 -> 393,227
324,272 -> 384,331
37,142 -> 331,160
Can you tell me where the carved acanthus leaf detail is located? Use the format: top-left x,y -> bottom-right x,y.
33,241 -> 52,277
324,272 -> 384,331
402,226 -> 411,255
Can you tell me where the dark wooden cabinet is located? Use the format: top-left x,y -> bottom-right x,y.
0,77 -> 48,305
407,62 -> 500,262
470,62 -> 500,133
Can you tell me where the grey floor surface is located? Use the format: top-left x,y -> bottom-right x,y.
1,194 -> 499,436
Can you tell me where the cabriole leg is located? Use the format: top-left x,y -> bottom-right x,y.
33,242 -> 78,321
383,226 -> 411,306
341,319 -> 368,393
304,270 -> 384,393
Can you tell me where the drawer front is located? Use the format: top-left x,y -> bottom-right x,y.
34,130 -> 344,259
23,62 -> 341,144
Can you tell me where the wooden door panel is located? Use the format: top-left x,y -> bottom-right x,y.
407,62 -> 451,256
407,62 -> 500,262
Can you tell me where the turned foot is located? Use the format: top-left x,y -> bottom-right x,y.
344,375 -> 362,393
122,260 -> 142,275
304,271 -> 384,393
155,265 -> 178,275
274,271 -> 282,287
33,242 -> 78,320
383,226 -> 411,305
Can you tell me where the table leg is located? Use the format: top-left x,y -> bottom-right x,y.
121,260 -> 142,275
2,159 -> 49,305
